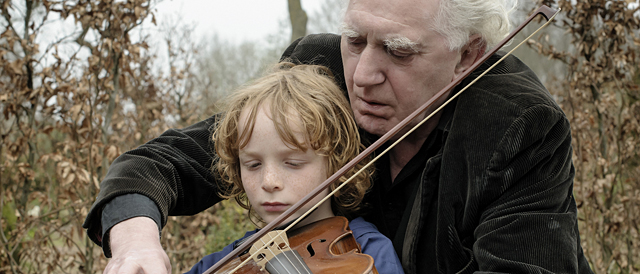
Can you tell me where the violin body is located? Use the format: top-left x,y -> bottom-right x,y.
215,216 -> 378,274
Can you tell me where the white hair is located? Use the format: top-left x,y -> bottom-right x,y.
340,0 -> 516,51
433,0 -> 517,51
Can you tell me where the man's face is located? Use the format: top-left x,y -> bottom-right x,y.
341,0 -> 467,138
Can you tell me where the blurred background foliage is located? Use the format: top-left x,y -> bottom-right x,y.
0,0 -> 639,273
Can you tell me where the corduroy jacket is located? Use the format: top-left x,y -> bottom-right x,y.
84,34 -> 593,273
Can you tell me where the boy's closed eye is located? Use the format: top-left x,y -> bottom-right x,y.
242,160 -> 262,170
240,159 -> 308,170
284,160 -> 306,168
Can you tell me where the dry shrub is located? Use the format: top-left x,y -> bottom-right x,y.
0,0 -> 208,272
533,0 -> 640,273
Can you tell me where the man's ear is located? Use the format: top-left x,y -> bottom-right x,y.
454,35 -> 486,77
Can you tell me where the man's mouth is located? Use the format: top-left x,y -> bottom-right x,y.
357,97 -> 388,114
360,96 -> 383,105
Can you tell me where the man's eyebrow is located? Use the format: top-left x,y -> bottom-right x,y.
340,23 -> 360,38
341,23 -> 420,53
384,36 -> 420,53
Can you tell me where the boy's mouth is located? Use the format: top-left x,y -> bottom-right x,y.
262,202 -> 288,212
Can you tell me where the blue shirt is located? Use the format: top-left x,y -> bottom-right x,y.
185,217 -> 404,274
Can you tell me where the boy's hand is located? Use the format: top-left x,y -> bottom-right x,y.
103,217 -> 171,274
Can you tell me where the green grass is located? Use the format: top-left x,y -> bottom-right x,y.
205,199 -> 255,254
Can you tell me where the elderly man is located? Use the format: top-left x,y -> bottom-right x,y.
85,0 -> 594,273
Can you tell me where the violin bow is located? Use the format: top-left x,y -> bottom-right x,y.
204,5 -> 560,274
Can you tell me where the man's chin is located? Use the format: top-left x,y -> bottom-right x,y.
356,117 -> 391,137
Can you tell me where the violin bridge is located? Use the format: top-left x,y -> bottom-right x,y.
249,230 -> 291,270
249,230 -> 312,273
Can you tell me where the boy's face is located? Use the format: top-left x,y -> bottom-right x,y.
238,104 -> 335,227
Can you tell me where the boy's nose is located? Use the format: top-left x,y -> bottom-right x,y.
261,168 -> 283,192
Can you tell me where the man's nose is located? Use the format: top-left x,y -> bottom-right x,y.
261,167 -> 283,193
353,46 -> 386,87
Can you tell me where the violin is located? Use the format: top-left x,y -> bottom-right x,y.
213,216 -> 377,274
205,5 -> 560,274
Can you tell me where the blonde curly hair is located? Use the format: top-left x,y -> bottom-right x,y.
212,62 -> 372,225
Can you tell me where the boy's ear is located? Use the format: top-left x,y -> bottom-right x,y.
454,35 -> 485,78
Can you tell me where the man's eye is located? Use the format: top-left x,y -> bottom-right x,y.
348,37 -> 363,44
388,49 -> 412,59
347,38 -> 365,52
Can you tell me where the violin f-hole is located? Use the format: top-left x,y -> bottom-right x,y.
306,238 -> 327,257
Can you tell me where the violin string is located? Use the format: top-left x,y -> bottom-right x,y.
267,232 -> 309,274
291,252 -> 311,274
258,236 -> 295,274
225,8 -> 559,274
273,233 -> 311,274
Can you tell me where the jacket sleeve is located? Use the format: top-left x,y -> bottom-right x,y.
472,105 -> 591,273
83,114 -> 224,248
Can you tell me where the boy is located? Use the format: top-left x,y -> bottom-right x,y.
185,63 -> 403,274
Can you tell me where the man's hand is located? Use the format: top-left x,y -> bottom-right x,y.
103,217 -> 171,274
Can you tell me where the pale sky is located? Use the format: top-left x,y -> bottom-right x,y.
153,0 -> 325,43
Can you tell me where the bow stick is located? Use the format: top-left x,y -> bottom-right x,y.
204,5 -> 560,274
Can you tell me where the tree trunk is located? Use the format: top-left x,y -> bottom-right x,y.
288,0 -> 308,43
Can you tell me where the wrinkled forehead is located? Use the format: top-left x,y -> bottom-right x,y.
343,0 -> 440,28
